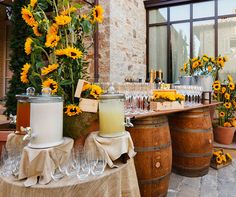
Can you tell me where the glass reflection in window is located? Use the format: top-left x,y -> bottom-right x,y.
170,5 -> 190,21
149,8 -> 167,24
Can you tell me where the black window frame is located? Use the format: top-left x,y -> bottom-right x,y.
145,0 -> 236,83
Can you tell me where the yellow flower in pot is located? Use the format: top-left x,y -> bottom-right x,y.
212,75 -> 236,144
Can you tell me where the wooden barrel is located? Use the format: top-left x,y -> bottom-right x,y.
168,108 -> 213,177
126,115 -> 172,197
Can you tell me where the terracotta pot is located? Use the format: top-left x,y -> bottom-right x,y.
213,126 -> 235,145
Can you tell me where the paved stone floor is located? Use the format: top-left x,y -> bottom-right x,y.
167,160 -> 236,197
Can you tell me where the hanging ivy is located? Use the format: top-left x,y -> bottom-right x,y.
4,0 -> 33,116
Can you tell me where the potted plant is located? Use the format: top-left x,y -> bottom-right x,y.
180,54 -> 228,91
20,0 -> 104,139
212,75 -> 236,145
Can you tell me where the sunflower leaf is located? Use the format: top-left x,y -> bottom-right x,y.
60,80 -> 72,86
74,4 -> 82,9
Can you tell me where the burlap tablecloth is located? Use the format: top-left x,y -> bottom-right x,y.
0,159 -> 140,197
84,131 -> 136,168
18,137 -> 73,186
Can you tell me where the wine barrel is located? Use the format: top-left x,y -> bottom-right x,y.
126,115 -> 172,197
168,108 -> 213,177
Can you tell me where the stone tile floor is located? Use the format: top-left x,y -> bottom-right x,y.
167,160 -> 236,197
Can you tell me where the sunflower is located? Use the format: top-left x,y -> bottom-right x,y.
213,83 -> 221,91
21,7 -> 36,27
25,37 -> 33,55
214,80 -> 221,85
92,5 -> 104,23
90,85 -> 103,99
45,34 -> 60,48
30,0 -> 37,8
20,63 -> 31,83
223,56 -> 228,62
42,78 -> 58,94
60,7 -> 77,15
209,57 -> 215,63
207,66 -> 212,72
54,49 -> 66,56
32,23 -> 42,37
228,75 -> 233,82
41,64 -> 59,75
224,93 -> 230,100
64,104 -> 82,116
219,111 -> 225,117
202,54 -> 209,62
183,63 -> 187,71
82,84 -> 92,91
224,122 -> 232,127
224,102 -> 232,109
231,120 -> 236,127
229,82 -> 235,91
221,87 -> 226,94
65,47 -> 83,59
55,15 -> 71,26
48,23 -> 58,35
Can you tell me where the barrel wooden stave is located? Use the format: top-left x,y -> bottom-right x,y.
127,115 -> 172,197
169,108 -> 213,177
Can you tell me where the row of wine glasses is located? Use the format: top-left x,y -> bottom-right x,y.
174,85 -> 203,106
0,145 -> 22,177
51,146 -> 106,181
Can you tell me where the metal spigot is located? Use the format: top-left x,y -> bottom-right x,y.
21,127 -> 34,141
124,117 -> 134,127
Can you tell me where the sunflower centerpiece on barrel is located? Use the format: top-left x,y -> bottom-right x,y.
20,0 -> 104,138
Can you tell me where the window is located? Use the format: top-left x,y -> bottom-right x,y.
145,0 -> 236,82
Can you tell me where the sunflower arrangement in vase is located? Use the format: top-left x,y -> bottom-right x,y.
181,54 -> 228,78
20,0 -> 104,117
212,75 -> 236,127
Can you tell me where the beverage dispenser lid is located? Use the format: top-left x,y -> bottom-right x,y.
99,84 -> 125,100
16,87 -> 35,101
28,88 -> 63,103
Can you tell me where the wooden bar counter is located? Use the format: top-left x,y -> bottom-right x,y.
126,102 -> 219,197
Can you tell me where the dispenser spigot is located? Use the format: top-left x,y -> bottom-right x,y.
21,126 -> 34,141
124,117 -> 134,127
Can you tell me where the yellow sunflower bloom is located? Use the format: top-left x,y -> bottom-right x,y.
92,5 -> 104,23
20,63 -> 31,83
213,83 -> 221,91
224,102 -> 232,109
32,23 -> 42,37
219,111 -> 225,117
223,56 -> 228,62
64,104 -> 82,116
213,80 -> 221,85
41,64 -> 59,75
202,54 -> 209,62
221,87 -> 226,93
224,122 -> 232,127
183,63 -> 187,71
231,120 -> 236,127
21,7 -> 36,27
90,84 -> 103,99
45,34 -> 60,48
30,0 -> 37,8
207,66 -> 212,72
42,78 -> 58,94
216,156 -> 222,164
25,37 -> 33,55
54,49 -> 66,56
82,84 -> 92,91
191,57 -> 199,62
60,7 -> 77,15
229,82 -> 235,91
224,93 -> 230,100
209,57 -> 215,62
55,15 -> 71,26
48,23 -> 58,35
228,75 -> 233,82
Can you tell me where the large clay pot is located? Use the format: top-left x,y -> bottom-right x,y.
213,126 -> 235,145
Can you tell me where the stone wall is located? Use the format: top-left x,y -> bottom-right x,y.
98,0 -> 146,82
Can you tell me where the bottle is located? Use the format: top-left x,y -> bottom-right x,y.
149,69 -> 154,83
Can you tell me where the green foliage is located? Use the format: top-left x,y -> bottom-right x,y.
4,0 -> 33,116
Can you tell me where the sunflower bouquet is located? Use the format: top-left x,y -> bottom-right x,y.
152,91 -> 185,103
212,75 -> 236,127
20,0 -> 104,116
180,54 -> 228,78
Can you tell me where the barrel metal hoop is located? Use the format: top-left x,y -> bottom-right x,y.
173,164 -> 210,170
173,151 -> 212,158
135,141 -> 171,152
170,127 -> 213,133
139,172 -> 171,185
133,122 -> 169,128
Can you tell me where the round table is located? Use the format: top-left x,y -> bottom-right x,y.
0,159 -> 140,197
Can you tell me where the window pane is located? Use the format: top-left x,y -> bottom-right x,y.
218,0 -> 236,16
193,1 -> 214,19
149,26 -> 167,82
170,5 -> 190,21
193,20 -> 215,57
149,8 -> 167,24
218,17 -> 236,80
171,23 -> 190,82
